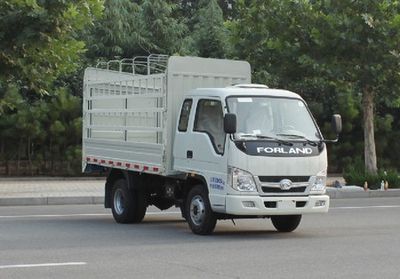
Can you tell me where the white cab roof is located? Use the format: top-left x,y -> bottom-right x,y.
186,86 -> 303,100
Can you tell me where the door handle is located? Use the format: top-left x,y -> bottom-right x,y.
187,150 -> 193,159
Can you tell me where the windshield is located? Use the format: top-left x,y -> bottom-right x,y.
226,96 -> 321,141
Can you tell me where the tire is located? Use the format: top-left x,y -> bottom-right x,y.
111,178 -> 147,224
185,185 -> 217,235
271,215 -> 302,232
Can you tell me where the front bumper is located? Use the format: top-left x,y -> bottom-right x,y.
225,195 -> 329,216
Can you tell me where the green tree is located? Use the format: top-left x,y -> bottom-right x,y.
316,1 -> 400,174
87,0 -> 188,58
231,0 -> 400,174
174,0 -> 237,21
0,0 -> 103,104
0,0 -> 103,175
191,0 -> 229,58
139,0 -> 187,54
86,0 -> 141,60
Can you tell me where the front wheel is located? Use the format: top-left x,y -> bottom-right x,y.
185,185 -> 217,235
271,215 -> 302,232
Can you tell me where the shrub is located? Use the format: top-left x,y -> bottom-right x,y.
384,170 -> 400,189
343,167 -> 400,189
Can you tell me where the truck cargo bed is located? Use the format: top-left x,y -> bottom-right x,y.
82,56 -> 250,176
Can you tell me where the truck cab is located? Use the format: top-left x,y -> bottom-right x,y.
172,84 -> 341,233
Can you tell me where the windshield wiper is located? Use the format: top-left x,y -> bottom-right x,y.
275,133 -> 319,146
237,134 -> 293,146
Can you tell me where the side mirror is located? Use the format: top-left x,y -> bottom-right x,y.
331,114 -> 342,134
224,113 -> 237,134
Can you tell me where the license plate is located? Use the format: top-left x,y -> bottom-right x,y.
277,200 -> 296,210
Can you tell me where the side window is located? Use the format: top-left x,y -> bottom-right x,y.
178,99 -> 192,132
194,99 -> 225,154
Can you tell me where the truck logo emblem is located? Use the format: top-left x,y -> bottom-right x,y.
279,179 -> 292,190
256,147 -> 313,155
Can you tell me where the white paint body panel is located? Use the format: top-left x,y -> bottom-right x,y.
225,195 -> 329,215
82,56 -> 250,175
172,88 -> 329,215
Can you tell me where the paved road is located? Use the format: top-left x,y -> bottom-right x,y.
1,198 -> 399,279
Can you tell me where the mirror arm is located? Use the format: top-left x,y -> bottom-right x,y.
322,134 -> 339,143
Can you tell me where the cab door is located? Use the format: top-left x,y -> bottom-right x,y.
190,98 -> 226,167
174,98 -> 228,210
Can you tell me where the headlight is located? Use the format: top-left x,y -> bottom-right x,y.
228,167 -> 257,192
310,170 -> 327,194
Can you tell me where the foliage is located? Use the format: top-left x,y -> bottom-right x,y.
0,0 -> 103,98
0,87 -> 82,175
1,0 -> 400,176
190,0 -> 229,58
0,0 -> 102,175
174,0 -> 237,21
230,0 -> 400,173
86,0 -> 189,60
139,0 -> 187,55
86,0 -> 141,59
344,162 -> 400,189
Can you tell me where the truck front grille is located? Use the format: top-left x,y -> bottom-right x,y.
258,176 -> 310,183
261,186 -> 307,193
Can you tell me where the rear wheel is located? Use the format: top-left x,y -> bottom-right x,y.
271,215 -> 302,232
111,179 -> 146,224
185,185 -> 217,235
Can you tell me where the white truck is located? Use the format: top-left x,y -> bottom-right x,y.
82,55 -> 342,235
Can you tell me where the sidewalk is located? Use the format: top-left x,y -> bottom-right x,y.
0,177 -> 399,206
0,178 -> 105,206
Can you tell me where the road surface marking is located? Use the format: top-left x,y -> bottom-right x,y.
0,213 -> 109,219
331,205 -> 400,210
0,211 -> 181,219
0,206 -> 399,219
0,262 -> 87,269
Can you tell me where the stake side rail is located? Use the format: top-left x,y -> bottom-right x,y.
83,70 -> 168,174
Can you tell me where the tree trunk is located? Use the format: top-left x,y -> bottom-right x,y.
50,139 -> 54,175
27,136 -> 33,176
362,88 -> 377,174
6,159 -> 9,176
17,138 -> 22,174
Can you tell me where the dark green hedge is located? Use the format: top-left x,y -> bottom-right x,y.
344,165 -> 400,189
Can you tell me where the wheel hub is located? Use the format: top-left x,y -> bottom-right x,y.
190,195 -> 206,226
114,189 -> 125,215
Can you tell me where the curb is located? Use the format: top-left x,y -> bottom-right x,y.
327,188 -> 400,199
0,196 -> 104,206
1,189 -> 400,207
0,177 -> 106,182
